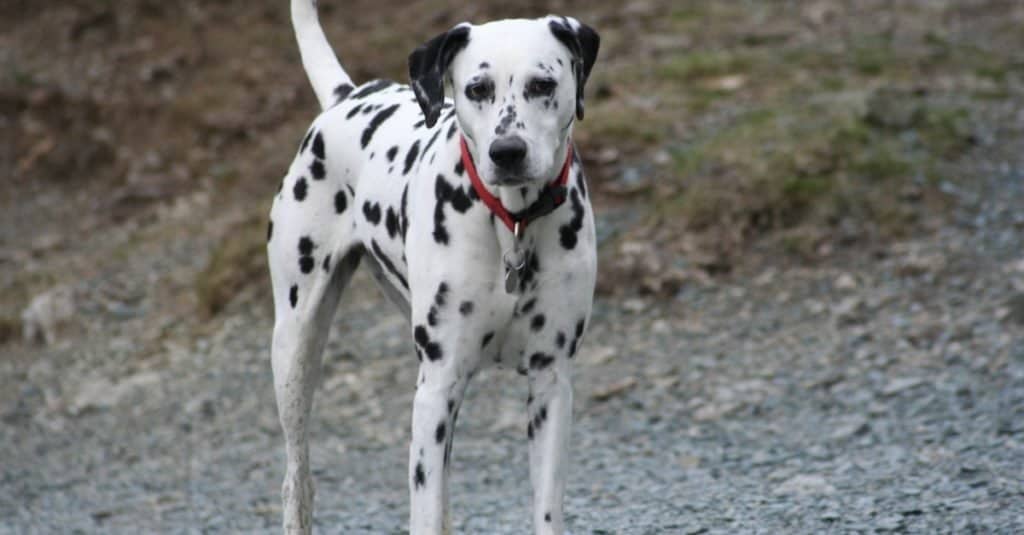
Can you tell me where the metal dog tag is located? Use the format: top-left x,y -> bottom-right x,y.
503,248 -> 525,294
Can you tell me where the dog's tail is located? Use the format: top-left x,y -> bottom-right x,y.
291,0 -> 354,110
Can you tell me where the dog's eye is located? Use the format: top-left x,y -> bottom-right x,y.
526,78 -> 557,96
465,80 -> 494,101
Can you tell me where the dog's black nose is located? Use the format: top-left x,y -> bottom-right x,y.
489,137 -> 527,170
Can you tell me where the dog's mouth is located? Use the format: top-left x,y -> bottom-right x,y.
492,176 -> 530,186
489,169 -> 535,187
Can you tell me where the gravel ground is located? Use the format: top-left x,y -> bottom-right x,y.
3,145 -> 1024,535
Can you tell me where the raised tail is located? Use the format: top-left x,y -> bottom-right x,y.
291,0 -> 354,110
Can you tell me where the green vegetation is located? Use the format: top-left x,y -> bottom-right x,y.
580,1 -> 1019,262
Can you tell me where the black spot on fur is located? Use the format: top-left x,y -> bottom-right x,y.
576,168 -> 587,199
333,83 -> 354,103
412,119 -> 426,129
322,254 -> 331,272
363,201 -> 382,225
433,175 -> 451,245
403,140 -> 420,175
413,461 -> 426,489
569,318 -> 586,357
559,188 -> 585,250
527,421 -> 534,439
386,145 -> 399,162
350,79 -> 394,100
494,104 -> 518,136
413,324 -> 443,361
385,207 -> 401,239
346,104 -> 364,119
426,282 -> 448,326
454,160 -> 464,176
370,239 -> 408,290
421,129 -> 442,162
293,177 -> 308,201
435,421 -> 446,444
400,184 -> 409,241
297,237 -> 316,274
289,285 -> 298,308
361,103 -> 401,148
311,132 -> 325,159
531,314 -> 546,332
434,282 -> 449,307
266,220 -> 273,242
334,190 -> 347,214
309,159 -> 326,180
545,513 -> 551,523
529,352 -> 555,370
447,121 -> 458,140
481,331 -> 494,348
459,301 -> 474,315
555,331 -> 566,348
299,128 -> 314,154
519,250 -> 541,291
450,187 -> 473,213
519,297 -> 537,316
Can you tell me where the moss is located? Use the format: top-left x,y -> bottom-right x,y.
659,84 -> 978,250
656,50 -> 751,82
195,215 -> 269,317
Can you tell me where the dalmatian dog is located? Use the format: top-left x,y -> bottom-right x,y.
267,1 -> 599,533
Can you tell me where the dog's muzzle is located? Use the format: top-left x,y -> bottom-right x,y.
489,136 -> 528,172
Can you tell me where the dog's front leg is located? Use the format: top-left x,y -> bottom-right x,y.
409,362 -> 467,535
407,278 -> 484,535
526,340 -> 576,535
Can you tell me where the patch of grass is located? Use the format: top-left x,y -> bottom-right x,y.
586,103 -> 669,148
656,50 -> 751,82
660,89 -> 975,249
195,213 -> 269,318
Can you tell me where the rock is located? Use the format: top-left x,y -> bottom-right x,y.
831,414 -> 870,441
834,273 -> 857,291
693,401 -> 740,422
69,371 -> 162,415
591,378 -> 637,402
21,285 -> 76,345
833,296 -> 867,326
773,474 -> 836,496
881,377 -> 925,396
897,251 -> 946,277
1001,293 -> 1024,326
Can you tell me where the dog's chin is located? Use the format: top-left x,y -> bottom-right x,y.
488,171 -> 535,187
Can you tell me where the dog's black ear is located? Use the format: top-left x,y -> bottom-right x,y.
408,24 -> 471,128
548,17 -> 600,120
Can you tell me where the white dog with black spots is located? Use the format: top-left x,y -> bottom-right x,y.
267,1 -> 599,533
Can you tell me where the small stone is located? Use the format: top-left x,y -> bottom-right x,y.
591,377 -> 637,402
833,296 -> 867,326
773,474 -> 836,496
882,377 -> 924,396
21,285 -> 76,345
1001,293 -> 1024,326
831,414 -> 870,440
835,272 -> 857,290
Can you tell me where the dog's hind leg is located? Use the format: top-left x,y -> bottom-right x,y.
269,242 -> 361,534
267,130 -> 363,533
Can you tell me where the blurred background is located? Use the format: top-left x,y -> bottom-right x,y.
2,1 -> 1023,533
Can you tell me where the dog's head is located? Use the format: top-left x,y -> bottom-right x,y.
409,16 -> 599,187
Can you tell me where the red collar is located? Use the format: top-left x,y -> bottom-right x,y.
460,136 -> 573,235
